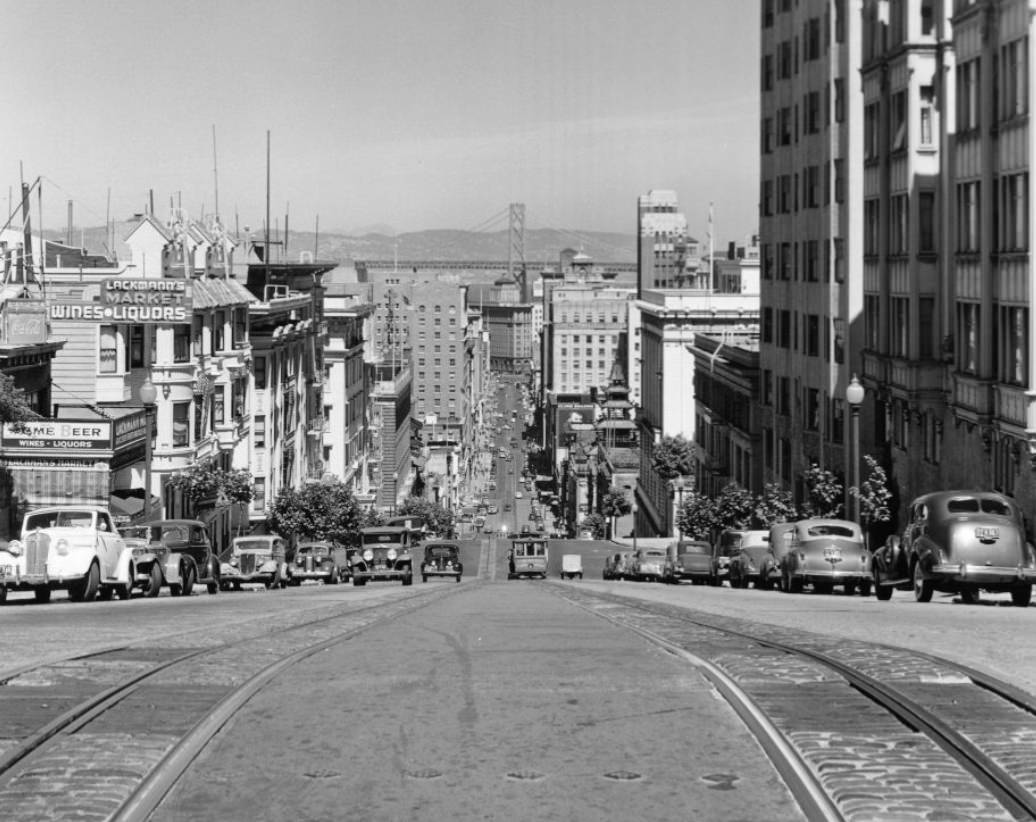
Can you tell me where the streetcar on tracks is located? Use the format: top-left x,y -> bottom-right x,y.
508,536 -> 548,579
351,525 -> 414,586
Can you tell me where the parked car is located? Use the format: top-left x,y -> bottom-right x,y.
872,490 -> 1036,606
603,552 -> 627,580
221,534 -> 291,590
0,506 -> 135,603
560,554 -> 583,580
291,541 -> 344,585
352,525 -> 414,586
662,540 -> 712,584
760,522 -> 797,590
421,541 -> 463,582
630,547 -> 667,582
781,519 -> 871,595
711,530 -> 768,587
121,520 -> 221,597
728,531 -> 772,589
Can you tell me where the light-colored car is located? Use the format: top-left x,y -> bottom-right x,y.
0,506 -> 135,603
630,548 -> 667,582
728,531 -> 772,589
662,540 -> 712,584
782,519 -> 872,595
761,522 -> 797,589
221,534 -> 291,590
560,554 -> 583,580
872,490 -> 1036,606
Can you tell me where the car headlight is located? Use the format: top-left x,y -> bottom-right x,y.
4,540 -> 23,557
230,558 -> 239,567
363,549 -> 374,562
56,538 -> 69,556
387,548 -> 398,561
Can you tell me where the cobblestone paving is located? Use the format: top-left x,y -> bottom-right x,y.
0,733 -> 178,822
968,728 -> 1036,797
6,660 -> 157,688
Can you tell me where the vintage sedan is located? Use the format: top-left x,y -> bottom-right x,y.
221,534 -> 291,590
421,542 -> 463,582
291,541 -> 343,585
872,490 -> 1036,606
782,519 -> 872,595
0,506 -> 135,603
760,522 -> 797,590
629,547 -> 667,582
728,531 -> 772,589
662,540 -> 713,584
120,520 -> 221,597
711,530 -> 769,587
603,551 -> 632,580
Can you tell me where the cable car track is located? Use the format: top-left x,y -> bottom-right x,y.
552,584 -> 1036,821
0,583 -> 469,821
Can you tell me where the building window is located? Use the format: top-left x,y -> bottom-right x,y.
958,302 -> 980,374
1000,305 -> 1028,386
806,314 -> 820,356
956,58 -> 981,132
255,415 -> 266,449
919,85 -> 935,145
1001,172 -> 1029,252
890,194 -> 909,255
890,297 -> 909,357
864,103 -> 880,160
804,90 -> 821,134
212,384 -> 224,428
919,297 -> 935,360
865,199 -> 880,256
957,181 -> 981,253
999,38 -> 1029,121
833,77 -> 845,123
252,479 -> 265,512
99,325 -> 119,373
233,308 -> 247,347
254,356 -> 267,390
891,90 -> 907,151
128,326 -> 145,368
173,401 -> 190,447
804,387 -> 819,431
173,324 -> 190,363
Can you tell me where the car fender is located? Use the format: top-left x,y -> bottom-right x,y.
161,553 -> 184,585
910,536 -> 941,571
873,535 -> 906,578
111,546 -> 136,583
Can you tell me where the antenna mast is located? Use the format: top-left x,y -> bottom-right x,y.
212,124 -> 220,218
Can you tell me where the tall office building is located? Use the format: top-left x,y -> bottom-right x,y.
758,0 -> 864,501
636,190 -> 704,294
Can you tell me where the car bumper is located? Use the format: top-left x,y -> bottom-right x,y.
424,569 -> 461,577
788,568 -> 869,582
0,566 -> 88,589
292,570 -> 334,581
929,563 -> 1036,586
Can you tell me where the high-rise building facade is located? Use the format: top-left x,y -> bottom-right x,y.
637,190 -> 704,293
758,0 -> 864,501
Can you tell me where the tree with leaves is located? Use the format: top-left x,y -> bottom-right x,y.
713,483 -> 757,530
580,512 -> 608,539
166,460 -> 254,507
600,486 -> 632,538
676,490 -> 718,541
396,496 -> 455,538
651,434 -> 695,481
753,482 -> 798,528
266,480 -> 364,548
800,463 -> 844,519
0,373 -> 39,423
850,454 -> 893,549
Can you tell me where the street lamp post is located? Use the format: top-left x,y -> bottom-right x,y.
139,378 -> 158,522
391,471 -> 399,517
845,374 -> 865,523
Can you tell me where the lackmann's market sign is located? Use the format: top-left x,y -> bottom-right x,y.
50,278 -> 193,324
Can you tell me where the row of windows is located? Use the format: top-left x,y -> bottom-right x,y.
761,309 -> 832,360
761,4 -> 847,76
761,375 -> 846,442
98,312 -> 248,373
762,83 -> 845,151
862,192 -> 937,256
761,161 -> 844,215
761,239 -> 845,283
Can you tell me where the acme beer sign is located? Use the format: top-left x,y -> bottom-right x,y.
50,278 -> 192,324
2,420 -> 112,451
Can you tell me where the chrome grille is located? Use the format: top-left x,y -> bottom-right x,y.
25,534 -> 49,576
238,553 -> 257,575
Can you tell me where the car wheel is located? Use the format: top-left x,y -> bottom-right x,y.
207,578 -> 219,595
456,574 -> 462,582
1011,584 -> 1032,607
873,570 -> 892,600
328,567 -> 339,585
69,562 -> 100,602
844,580 -> 857,596
402,575 -> 413,586
117,565 -> 134,600
789,574 -> 804,594
912,561 -> 933,603
98,585 -> 114,601
181,564 -> 196,597
960,585 -> 980,605
814,581 -> 833,595
353,577 -> 366,587
858,579 -> 872,598
34,586 -> 51,604
0,587 -> 6,604
757,577 -> 770,591
144,564 -> 163,597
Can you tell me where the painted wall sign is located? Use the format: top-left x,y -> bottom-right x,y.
1,420 -> 112,451
49,278 -> 192,323
2,301 -> 48,343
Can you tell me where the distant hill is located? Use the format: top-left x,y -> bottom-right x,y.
44,224 -> 636,266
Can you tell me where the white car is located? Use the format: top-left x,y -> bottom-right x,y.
0,506 -> 135,603
515,491 -> 523,499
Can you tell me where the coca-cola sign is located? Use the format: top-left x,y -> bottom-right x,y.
2,301 -> 47,344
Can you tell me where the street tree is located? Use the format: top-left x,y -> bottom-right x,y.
397,496 -> 455,538
651,434 -> 695,481
753,482 -> 798,528
800,463 -> 844,519
713,483 -> 757,530
676,490 -> 718,541
166,461 -> 253,507
850,454 -> 894,549
266,480 -> 364,547
0,373 -> 39,424
600,487 -> 632,538
581,512 -> 608,539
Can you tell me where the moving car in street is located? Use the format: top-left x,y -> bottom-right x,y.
1,506 -> 135,603
662,540 -> 712,584
781,519 -> 871,595
560,554 -> 583,579
421,541 -> 462,582
352,525 -> 414,586
221,534 -> 291,590
291,541 -> 343,585
508,537 -> 548,579
121,519 -> 221,597
871,490 -> 1036,606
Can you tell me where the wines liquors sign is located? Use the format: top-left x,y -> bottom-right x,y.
50,278 -> 192,324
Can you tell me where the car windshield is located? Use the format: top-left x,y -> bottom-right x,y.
235,539 -> 273,552
426,546 -> 457,558
806,524 -> 856,538
160,526 -> 189,543
645,550 -> 665,557
679,543 -> 711,555
299,544 -> 328,556
121,526 -> 149,540
27,511 -> 93,530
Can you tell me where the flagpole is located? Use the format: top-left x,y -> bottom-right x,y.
707,202 -> 714,291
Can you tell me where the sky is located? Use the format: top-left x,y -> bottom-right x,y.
2,0 -> 759,244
